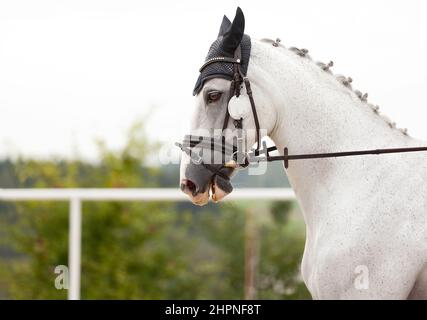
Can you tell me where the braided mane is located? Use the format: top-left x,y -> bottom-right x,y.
260,38 -> 409,136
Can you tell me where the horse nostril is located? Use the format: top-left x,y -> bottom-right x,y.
181,179 -> 197,195
186,180 -> 197,193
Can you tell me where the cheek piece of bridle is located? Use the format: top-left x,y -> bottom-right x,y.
176,45 -> 427,176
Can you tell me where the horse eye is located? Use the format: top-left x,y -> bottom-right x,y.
207,91 -> 222,104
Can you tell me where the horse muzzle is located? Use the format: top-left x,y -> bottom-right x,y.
180,162 -> 234,206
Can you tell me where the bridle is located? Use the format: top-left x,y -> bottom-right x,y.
176,44 -> 263,179
177,44 -> 427,175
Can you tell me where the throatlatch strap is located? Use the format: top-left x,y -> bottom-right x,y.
243,78 -> 261,151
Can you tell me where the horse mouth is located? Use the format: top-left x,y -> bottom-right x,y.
187,175 -> 233,206
211,174 -> 233,203
191,189 -> 210,206
211,182 -> 223,202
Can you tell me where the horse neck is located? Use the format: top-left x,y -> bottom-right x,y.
250,40 -> 413,224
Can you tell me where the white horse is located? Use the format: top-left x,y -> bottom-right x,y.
179,8 -> 427,299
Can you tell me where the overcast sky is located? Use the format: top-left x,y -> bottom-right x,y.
1,0 -> 426,161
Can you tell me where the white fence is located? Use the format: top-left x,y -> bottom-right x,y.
0,188 -> 296,300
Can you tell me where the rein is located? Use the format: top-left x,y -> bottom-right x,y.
257,145 -> 427,169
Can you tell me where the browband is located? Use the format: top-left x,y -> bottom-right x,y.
199,56 -> 241,73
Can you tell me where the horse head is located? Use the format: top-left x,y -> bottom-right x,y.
178,7 -> 277,205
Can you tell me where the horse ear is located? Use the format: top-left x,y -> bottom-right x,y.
218,15 -> 231,37
221,7 -> 245,54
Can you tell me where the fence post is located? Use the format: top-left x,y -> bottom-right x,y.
68,197 -> 82,300
244,207 -> 259,300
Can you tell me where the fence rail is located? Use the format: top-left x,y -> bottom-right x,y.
0,188 -> 295,300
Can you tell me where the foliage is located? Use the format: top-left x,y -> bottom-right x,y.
258,202 -> 310,299
0,121 -> 310,299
